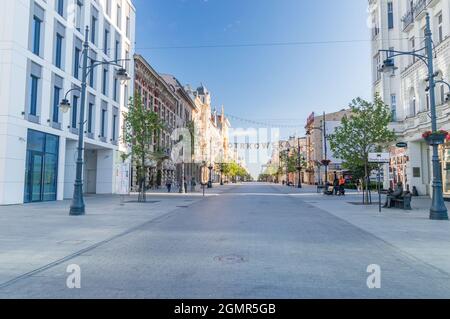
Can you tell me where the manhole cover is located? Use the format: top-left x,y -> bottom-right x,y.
58,240 -> 86,245
177,205 -> 190,208
214,254 -> 247,264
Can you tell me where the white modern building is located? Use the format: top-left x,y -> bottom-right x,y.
369,0 -> 450,196
0,0 -> 135,205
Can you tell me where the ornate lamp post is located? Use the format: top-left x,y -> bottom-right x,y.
378,13 -> 448,220
297,139 -> 303,189
286,148 -> 290,186
59,26 -> 130,216
208,163 -> 213,188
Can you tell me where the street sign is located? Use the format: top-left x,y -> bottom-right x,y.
396,142 -> 408,148
368,152 -> 390,163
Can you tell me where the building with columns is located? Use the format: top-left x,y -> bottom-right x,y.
186,85 -> 232,184
0,0 -> 135,205
369,0 -> 450,196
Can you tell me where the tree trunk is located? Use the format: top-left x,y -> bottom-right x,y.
139,152 -> 146,202
364,159 -> 369,205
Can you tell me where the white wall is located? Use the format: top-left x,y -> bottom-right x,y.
0,0 -> 136,205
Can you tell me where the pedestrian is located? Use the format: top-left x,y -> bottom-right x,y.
184,176 -> 188,193
166,179 -> 172,193
339,176 -> 346,196
383,181 -> 403,208
191,177 -> 197,192
333,176 -> 339,195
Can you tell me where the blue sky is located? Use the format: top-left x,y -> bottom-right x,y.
132,0 -> 372,175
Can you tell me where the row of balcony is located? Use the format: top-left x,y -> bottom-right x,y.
402,0 -> 439,31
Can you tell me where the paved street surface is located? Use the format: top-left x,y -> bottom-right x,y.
1,183 -> 450,298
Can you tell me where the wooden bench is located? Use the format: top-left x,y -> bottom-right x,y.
388,192 -> 412,210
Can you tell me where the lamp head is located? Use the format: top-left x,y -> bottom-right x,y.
379,58 -> 398,74
59,99 -> 71,113
116,68 -> 131,81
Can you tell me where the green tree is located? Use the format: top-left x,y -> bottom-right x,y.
328,94 -> 396,204
122,93 -> 164,202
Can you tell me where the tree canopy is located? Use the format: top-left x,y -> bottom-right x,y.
328,94 -> 396,202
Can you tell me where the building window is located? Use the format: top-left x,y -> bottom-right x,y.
89,57 -> 95,87
87,103 -> 94,134
55,33 -> 63,69
72,96 -> 78,128
101,109 -> 107,137
116,5 -> 122,28
113,77 -> 118,101
56,0 -> 64,17
91,15 -> 97,44
29,75 -> 39,116
409,89 -> 416,117
102,67 -> 108,95
74,47 -> 81,79
409,37 -> 416,63
437,13 -> 443,43
126,16 -> 130,38
106,0 -> 111,16
373,53 -> 381,82
115,40 -> 120,61
104,28 -> 109,55
75,0 -> 83,32
52,86 -> 61,123
387,2 -> 394,29
32,16 -> 42,56
124,84 -> 128,106
112,114 -> 117,141
390,94 -> 396,121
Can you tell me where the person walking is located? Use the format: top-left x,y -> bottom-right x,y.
166,179 -> 172,193
333,176 -> 339,195
184,176 -> 188,193
338,176 -> 346,196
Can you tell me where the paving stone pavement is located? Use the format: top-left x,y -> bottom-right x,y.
1,183 -> 450,298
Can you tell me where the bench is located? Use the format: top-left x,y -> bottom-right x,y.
387,192 -> 412,210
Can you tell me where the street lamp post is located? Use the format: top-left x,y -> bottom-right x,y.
297,139 -> 303,189
220,163 -> 225,186
286,148 -> 290,186
379,13 -> 448,220
208,164 -> 213,188
59,26 -> 130,216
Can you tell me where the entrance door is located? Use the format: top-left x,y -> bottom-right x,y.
86,169 -> 97,194
25,151 -> 44,203
24,130 -> 59,203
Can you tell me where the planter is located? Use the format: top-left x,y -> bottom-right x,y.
424,133 -> 447,146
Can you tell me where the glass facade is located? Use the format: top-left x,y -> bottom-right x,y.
24,129 -> 59,203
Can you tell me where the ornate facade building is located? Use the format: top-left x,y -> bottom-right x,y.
369,0 -> 450,196
304,110 -> 351,185
187,85 -> 232,183
133,54 -> 179,189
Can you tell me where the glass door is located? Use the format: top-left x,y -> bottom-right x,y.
25,151 -> 44,203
